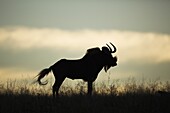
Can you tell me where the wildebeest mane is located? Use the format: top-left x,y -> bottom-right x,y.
86,47 -> 101,56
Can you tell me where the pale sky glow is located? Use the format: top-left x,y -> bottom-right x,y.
0,27 -> 170,82
1,27 -> 170,63
0,0 -> 170,83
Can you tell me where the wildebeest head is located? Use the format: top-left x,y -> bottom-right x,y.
102,43 -> 117,72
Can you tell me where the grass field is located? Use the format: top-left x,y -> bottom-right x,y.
0,78 -> 170,113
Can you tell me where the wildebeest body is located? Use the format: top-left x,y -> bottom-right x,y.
37,43 -> 117,97
52,53 -> 104,82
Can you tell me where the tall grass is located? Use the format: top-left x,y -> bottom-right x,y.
0,78 -> 170,113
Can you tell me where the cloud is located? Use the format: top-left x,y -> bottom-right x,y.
1,27 -> 170,63
0,27 -> 108,50
0,27 -> 170,81
117,32 -> 170,63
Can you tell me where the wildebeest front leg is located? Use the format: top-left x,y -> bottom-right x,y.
87,81 -> 93,95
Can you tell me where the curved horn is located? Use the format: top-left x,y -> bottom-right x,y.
110,42 -> 117,53
106,43 -> 112,52
106,42 -> 117,53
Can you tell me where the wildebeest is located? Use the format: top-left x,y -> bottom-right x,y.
36,43 -> 118,97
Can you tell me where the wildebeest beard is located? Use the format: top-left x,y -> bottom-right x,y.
104,65 -> 111,72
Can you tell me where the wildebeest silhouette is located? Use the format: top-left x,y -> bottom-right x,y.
36,43 -> 118,97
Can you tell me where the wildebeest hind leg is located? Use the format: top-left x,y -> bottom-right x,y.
53,75 -> 65,98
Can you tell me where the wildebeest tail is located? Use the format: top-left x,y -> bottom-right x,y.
37,66 -> 52,85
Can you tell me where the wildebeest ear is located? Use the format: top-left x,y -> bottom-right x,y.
102,46 -> 110,53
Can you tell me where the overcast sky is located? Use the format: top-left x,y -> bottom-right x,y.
0,0 -> 170,33
0,0 -> 170,83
